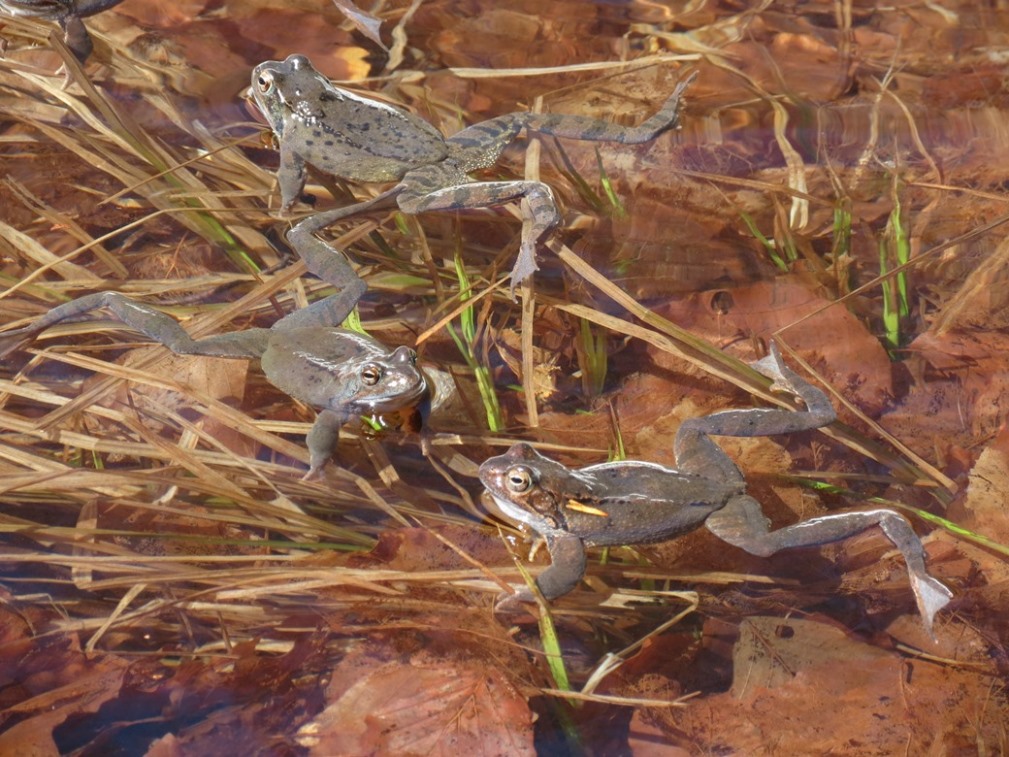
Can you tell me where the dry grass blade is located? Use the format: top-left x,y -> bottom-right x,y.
0,220 -> 101,283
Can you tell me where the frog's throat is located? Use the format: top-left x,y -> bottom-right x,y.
490,494 -> 553,534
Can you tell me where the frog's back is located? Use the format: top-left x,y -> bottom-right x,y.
310,88 -> 450,181
579,461 -> 737,547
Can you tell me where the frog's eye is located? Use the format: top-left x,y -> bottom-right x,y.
256,72 -> 274,94
361,363 -> 384,386
505,465 -> 533,494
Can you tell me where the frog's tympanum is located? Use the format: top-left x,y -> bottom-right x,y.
480,344 -> 952,634
250,54 -> 695,291
0,0 -> 124,62
0,263 -> 432,477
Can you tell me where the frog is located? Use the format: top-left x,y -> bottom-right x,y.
0,0 -> 124,62
0,238 -> 433,477
250,53 -> 696,293
479,343 -> 953,635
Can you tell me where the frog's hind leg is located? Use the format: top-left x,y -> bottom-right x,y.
0,292 -> 270,359
443,70 -> 696,172
279,188 -> 402,328
399,164 -> 559,291
705,495 -> 952,635
275,223 -> 367,331
674,342 -> 836,481
521,70 -> 697,146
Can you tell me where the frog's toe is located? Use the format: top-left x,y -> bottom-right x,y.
300,463 -> 328,481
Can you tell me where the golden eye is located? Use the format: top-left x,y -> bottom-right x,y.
257,73 -> 272,93
361,364 -> 383,386
505,466 -> 533,494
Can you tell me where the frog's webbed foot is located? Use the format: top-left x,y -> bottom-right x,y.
0,330 -> 32,361
398,169 -> 559,294
0,291 -> 270,360
493,586 -> 536,613
705,495 -> 952,635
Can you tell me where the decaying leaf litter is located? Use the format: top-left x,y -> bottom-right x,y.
1,1 -> 1008,753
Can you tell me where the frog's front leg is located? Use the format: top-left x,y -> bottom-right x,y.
704,495 -> 952,635
276,142 -> 309,212
304,408 -> 352,478
61,16 -> 94,63
498,532 -> 587,609
398,165 -> 558,291
0,292 -> 270,360
276,187 -> 402,330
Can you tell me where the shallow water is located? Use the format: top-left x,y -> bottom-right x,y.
0,1 -> 1008,754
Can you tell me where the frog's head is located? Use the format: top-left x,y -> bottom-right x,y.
341,345 -> 429,416
479,443 -> 573,533
250,54 -> 329,134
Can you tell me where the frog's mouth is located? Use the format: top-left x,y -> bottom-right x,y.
352,379 -> 430,414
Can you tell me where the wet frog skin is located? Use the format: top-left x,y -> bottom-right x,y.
0,0 -> 124,62
479,343 -> 952,635
0,269 -> 431,478
250,54 -> 695,292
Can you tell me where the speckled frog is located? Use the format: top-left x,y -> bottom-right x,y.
250,54 -> 695,291
479,344 -> 952,635
0,245 -> 434,477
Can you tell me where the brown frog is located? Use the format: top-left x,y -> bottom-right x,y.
250,53 -> 696,292
0,250 -> 435,477
479,343 -> 952,634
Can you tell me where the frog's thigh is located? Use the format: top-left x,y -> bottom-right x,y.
674,426 -> 746,484
537,533 -> 588,599
446,113 -> 529,168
